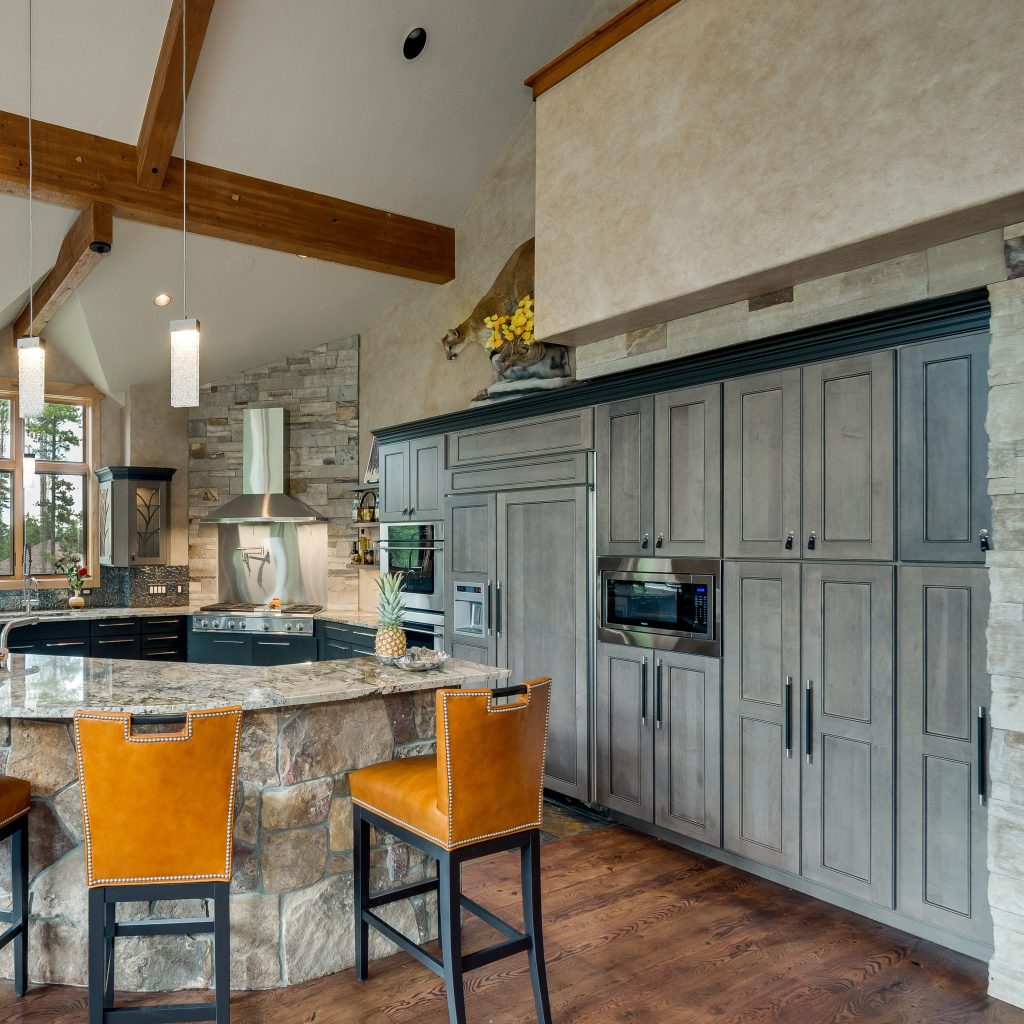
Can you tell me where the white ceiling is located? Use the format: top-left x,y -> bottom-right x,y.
0,0 -> 594,394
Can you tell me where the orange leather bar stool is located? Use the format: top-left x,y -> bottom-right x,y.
350,678 -> 552,1024
74,707 -> 243,1024
0,774 -> 31,996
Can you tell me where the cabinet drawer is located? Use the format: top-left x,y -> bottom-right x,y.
447,451 -> 590,494
252,636 -> 317,666
317,621 -> 377,647
448,408 -> 594,468
188,633 -> 253,665
91,636 -> 142,660
318,638 -> 363,661
90,618 -> 141,638
38,637 -> 91,656
141,616 -> 187,636
11,618 -> 95,643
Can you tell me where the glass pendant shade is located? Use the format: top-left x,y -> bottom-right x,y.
170,318 -> 200,408
17,337 -> 45,419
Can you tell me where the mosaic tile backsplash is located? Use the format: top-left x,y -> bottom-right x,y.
0,565 -> 189,612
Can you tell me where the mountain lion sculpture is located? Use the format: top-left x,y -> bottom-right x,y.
441,237 -> 572,401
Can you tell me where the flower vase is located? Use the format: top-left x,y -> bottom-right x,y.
69,594 -> 85,610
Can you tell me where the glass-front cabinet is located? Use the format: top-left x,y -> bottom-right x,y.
95,467 -> 175,566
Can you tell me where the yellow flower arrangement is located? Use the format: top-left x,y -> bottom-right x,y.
484,295 -> 535,351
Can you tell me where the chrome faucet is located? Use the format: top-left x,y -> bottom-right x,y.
0,617 -> 39,671
21,543 -> 39,614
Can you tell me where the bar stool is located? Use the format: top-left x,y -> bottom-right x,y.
350,678 -> 552,1024
0,775 -> 31,996
74,706 -> 243,1024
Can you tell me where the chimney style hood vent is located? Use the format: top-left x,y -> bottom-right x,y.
201,407 -> 327,524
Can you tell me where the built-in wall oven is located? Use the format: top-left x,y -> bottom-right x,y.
598,557 -> 721,657
379,522 -> 445,645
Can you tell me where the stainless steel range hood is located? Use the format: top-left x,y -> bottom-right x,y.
201,407 -> 327,524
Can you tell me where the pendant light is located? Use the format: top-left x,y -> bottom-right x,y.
17,0 -> 45,421
170,0 -> 199,408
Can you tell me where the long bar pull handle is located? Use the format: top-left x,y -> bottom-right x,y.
486,580 -> 493,637
805,680 -> 814,764
641,657 -> 649,727
495,581 -> 503,637
784,676 -> 793,757
978,706 -> 988,806
655,659 -> 664,729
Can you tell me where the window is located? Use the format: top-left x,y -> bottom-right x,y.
0,385 -> 100,587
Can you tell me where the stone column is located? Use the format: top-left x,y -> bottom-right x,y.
986,248 -> 1024,1007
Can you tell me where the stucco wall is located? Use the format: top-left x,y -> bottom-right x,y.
534,0 -> 1024,345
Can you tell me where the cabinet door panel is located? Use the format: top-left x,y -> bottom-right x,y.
498,487 -> 589,799
899,333 -> 990,562
655,653 -> 721,846
410,435 -> 444,520
445,494 -> 497,664
596,643 -> 654,820
596,398 -> 654,555
898,566 -> 991,943
802,563 -> 894,906
654,384 -> 721,557
379,441 -> 410,521
723,561 -> 801,872
803,352 -> 894,560
723,370 -> 801,558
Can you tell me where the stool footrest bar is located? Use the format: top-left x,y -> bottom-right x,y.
101,882 -> 223,903
101,1004 -> 216,1023
462,936 -> 532,973
368,877 -> 439,909
113,918 -> 215,938
460,895 -> 524,942
0,921 -> 23,947
362,909 -> 444,977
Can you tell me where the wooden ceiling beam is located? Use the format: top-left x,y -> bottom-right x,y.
525,0 -> 684,100
0,111 -> 456,284
137,0 -> 217,190
12,202 -> 113,339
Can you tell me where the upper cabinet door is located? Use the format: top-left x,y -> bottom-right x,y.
723,369 -> 801,559
378,440 -> 410,521
596,398 -> 655,556
654,384 -> 722,557
409,435 -> 445,521
803,352 -> 894,560
899,333 -> 991,563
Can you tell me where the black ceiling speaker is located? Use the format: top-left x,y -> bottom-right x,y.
403,27 -> 427,60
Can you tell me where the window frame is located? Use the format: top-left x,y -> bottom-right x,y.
0,378 -> 103,591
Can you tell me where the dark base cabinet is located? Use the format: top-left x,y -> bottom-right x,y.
188,632 -> 253,666
252,635 -> 316,666
316,621 -> 376,661
141,616 -> 188,661
3,615 -> 187,662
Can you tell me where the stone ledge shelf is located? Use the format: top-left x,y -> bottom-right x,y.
0,654 -> 509,991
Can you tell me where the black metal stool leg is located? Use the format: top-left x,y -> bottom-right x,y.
521,831 -> 552,1024
11,819 -> 28,997
354,806 -> 371,982
439,850 -> 467,1024
213,882 -> 231,1023
104,899 -> 116,1006
88,888 -> 105,1024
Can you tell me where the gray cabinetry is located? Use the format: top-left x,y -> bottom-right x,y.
899,333 -> 990,563
723,369 -> 801,559
378,435 -> 445,521
445,492 -> 497,665
96,467 -> 175,566
897,566 -> 991,943
597,643 -> 720,844
801,562 -> 894,907
723,561 -> 802,872
497,487 -> 589,800
802,352 -> 894,561
598,383 -> 721,557
448,409 -> 593,468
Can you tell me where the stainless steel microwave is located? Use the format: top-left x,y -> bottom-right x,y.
598,557 -> 721,657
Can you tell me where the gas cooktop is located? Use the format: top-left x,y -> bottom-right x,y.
193,603 -> 322,635
198,603 -> 322,615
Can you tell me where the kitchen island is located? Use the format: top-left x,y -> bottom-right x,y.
0,652 -> 508,991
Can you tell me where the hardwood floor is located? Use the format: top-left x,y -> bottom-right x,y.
1,825 -> 1020,1023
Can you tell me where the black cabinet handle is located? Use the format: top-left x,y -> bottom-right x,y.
495,581 -> 503,637
980,529 -> 991,552
655,659 -> 663,729
978,706 -> 987,805
785,531 -> 794,550
784,676 -> 793,757
655,534 -> 664,550
641,533 -> 650,550
805,680 -> 814,763
486,580 -> 493,637
807,531 -> 816,551
641,657 -> 648,726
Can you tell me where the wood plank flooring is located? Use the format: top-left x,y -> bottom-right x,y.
1,825 -> 1020,1023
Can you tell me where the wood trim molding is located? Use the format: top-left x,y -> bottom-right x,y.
525,0 -> 684,100
0,111 -> 456,284
12,204 -> 113,339
137,0 -> 217,190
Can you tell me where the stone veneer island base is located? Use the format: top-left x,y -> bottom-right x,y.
0,652 -> 508,990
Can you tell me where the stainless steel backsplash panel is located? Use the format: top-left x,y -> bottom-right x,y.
217,522 -> 328,606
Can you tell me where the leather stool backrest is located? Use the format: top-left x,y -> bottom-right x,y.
436,678 -> 551,847
74,706 -> 243,887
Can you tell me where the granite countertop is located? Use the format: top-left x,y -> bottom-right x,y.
0,654 -> 508,720
0,605 -> 381,629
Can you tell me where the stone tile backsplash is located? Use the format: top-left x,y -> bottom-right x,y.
0,565 -> 189,612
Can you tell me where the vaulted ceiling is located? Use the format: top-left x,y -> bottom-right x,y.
0,0 -> 594,396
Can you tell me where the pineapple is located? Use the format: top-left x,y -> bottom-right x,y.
375,572 -> 407,660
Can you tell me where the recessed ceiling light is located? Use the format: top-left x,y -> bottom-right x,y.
153,293 -> 172,307
403,27 -> 427,60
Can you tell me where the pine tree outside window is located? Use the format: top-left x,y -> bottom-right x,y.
0,383 -> 101,589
